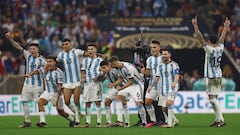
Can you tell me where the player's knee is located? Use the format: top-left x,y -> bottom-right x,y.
38,99 -> 44,106
95,101 -> 101,107
167,99 -> 174,106
145,98 -> 153,106
105,99 -> 111,106
162,107 -> 167,112
57,109 -> 64,115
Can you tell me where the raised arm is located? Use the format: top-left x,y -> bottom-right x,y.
191,16 -> 206,46
5,32 -> 24,51
218,17 -> 231,44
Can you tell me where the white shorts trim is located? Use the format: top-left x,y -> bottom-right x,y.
21,84 -> 43,101
145,88 -> 159,101
83,82 -> 102,102
206,78 -> 222,96
158,92 -> 177,107
40,91 -> 58,105
63,82 -> 80,89
118,84 -> 143,102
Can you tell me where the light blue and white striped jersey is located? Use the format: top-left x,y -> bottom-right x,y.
118,62 -> 144,85
56,48 -> 84,84
23,50 -> 46,86
81,57 -> 103,83
38,68 -> 64,93
203,43 -> 224,78
146,55 -> 163,90
106,68 -> 119,83
156,60 -> 180,96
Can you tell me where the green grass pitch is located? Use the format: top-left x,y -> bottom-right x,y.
0,114 -> 239,135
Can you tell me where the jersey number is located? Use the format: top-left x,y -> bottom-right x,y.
211,56 -> 221,67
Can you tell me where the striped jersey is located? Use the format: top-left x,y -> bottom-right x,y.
105,68 -> 119,83
156,60 -> 180,96
81,56 -> 103,83
23,50 -> 46,86
146,55 -> 163,90
38,68 -> 64,93
117,62 -> 144,85
56,48 -> 84,84
203,43 -> 224,78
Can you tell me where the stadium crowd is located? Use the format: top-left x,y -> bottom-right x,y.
0,0 -> 238,90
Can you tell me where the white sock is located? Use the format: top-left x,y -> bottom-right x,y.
75,105 -> 81,123
67,115 -> 74,122
86,107 -> 91,124
123,105 -> 130,124
116,101 -> 123,122
173,114 -> 179,122
209,98 -> 224,122
168,105 -> 174,126
105,106 -> 111,124
96,106 -> 102,124
67,104 -> 75,113
146,105 -> 157,122
163,111 -> 168,123
39,111 -> 46,123
138,104 -> 147,124
23,102 -> 30,123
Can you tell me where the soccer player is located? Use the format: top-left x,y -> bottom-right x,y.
109,56 -> 147,127
56,38 -> 87,127
81,44 -> 103,127
99,60 -> 126,127
192,16 -> 230,127
141,40 -> 166,128
5,32 -> 46,128
147,48 -> 180,128
27,56 -> 75,128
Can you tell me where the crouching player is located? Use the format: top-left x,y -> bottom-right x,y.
147,48 -> 180,128
27,56 -> 75,128
100,60 -> 128,127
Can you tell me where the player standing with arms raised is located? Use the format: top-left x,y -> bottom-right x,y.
5,32 -> 46,128
192,16 -> 230,127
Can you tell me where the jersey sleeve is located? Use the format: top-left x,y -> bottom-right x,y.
37,67 -> 45,76
146,57 -> 150,69
57,68 -> 64,84
22,49 -> 30,58
75,49 -> 85,56
173,62 -> 180,74
203,45 -> 212,54
81,58 -> 86,71
56,52 -> 62,62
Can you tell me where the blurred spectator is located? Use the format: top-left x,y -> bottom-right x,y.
179,71 -> 190,90
16,54 -> 25,75
152,0 -> 167,17
2,18 -> 14,32
192,78 -> 206,91
222,77 -> 236,91
1,51 -> 17,75
189,70 -> 200,89
0,51 -> 5,81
